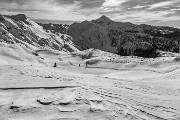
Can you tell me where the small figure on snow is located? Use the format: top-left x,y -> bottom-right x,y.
53,62 -> 57,67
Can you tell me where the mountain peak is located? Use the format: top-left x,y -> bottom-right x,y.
10,14 -> 27,21
96,15 -> 112,22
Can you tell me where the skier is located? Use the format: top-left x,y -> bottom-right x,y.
53,62 -> 57,67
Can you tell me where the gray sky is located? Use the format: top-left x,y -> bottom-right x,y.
0,0 -> 180,27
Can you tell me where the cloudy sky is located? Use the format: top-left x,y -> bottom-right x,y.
0,0 -> 180,27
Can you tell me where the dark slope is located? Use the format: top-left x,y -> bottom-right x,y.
67,15 -> 180,57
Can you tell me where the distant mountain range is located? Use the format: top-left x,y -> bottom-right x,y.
1,14 -> 180,58
39,15 -> 180,57
33,19 -> 79,25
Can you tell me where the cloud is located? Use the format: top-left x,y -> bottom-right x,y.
102,0 -> 129,7
52,0 -> 104,9
0,0 -> 81,20
112,10 -> 178,23
0,0 -> 180,27
0,0 -> 103,20
148,0 -> 180,9
171,8 -> 180,11
133,5 -> 147,9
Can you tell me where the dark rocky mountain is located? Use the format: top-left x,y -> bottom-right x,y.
33,15 -> 180,58
66,15 -> 180,57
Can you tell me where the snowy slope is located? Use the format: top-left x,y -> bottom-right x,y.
0,42 -> 45,65
0,14 -> 81,65
0,14 -> 79,52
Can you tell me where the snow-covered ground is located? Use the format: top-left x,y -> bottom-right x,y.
1,14 -> 180,120
0,45 -> 180,120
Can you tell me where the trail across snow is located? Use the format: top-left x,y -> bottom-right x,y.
0,44 -> 180,120
0,57 -> 180,120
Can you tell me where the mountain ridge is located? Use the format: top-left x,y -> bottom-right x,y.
0,14 -> 79,53
1,14 -> 180,58
66,15 -> 180,57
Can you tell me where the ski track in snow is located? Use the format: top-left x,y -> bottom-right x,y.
0,65 -> 180,120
